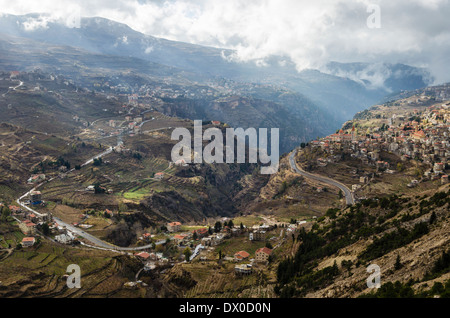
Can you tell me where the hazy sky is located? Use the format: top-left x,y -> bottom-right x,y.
1,0 -> 450,83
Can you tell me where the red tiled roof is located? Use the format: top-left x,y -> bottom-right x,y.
135,252 -> 150,259
234,251 -> 250,259
24,220 -> 36,227
256,247 -> 273,255
193,228 -> 208,234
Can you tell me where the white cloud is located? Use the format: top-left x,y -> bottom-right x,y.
1,0 -> 450,82
22,15 -> 52,31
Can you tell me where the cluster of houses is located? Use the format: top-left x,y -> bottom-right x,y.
133,218 -> 277,274
249,224 -> 277,241
109,115 -> 143,135
134,251 -> 170,271
172,223 -> 252,247
8,204 -> 49,236
234,247 -> 273,275
54,231 -> 76,244
310,103 -> 450,189
2,203 -> 49,248
0,203 -> 37,248
9,202 -> 80,246
165,220 -> 281,272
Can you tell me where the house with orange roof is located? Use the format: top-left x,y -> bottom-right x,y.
135,252 -> 151,261
167,221 -> 182,232
193,228 -> 208,239
412,130 -> 426,141
21,237 -> 36,247
8,205 -> 22,214
173,233 -> 190,244
234,251 -> 250,262
19,220 -> 37,235
255,247 -> 273,263
142,233 -> 152,240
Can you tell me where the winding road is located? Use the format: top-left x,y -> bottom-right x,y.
289,148 -> 355,205
15,104 -> 183,251
15,137 -> 165,251
2,80 -> 23,97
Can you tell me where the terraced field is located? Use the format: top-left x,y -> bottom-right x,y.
169,262 -> 276,298
0,223 -> 24,249
0,240 -> 144,298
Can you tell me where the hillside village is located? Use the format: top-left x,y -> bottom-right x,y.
307,101 -> 450,198
1,68 -> 449,298
1,194 -> 299,285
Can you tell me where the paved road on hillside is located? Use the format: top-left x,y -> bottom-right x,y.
15,137 -> 167,251
2,80 -> 23,97
52,216 -> 165,251
289,148 -> 355,205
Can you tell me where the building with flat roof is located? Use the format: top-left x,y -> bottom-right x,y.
235,264 -> 252,275
29,191 -> 42,205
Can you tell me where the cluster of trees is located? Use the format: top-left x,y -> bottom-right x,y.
276,229 -> 327,292
361,281 -> 416,298
33,156 -> 71,173
379,123 -> 390,132
106,219 -> 142,247
0,205 -> 11,223
359,222 -> 429,261
294,261 -> 339,295
212,219 -> 235,233
54,156 -> 71,170
132,152 -> 142,160
183,247 -> 192,261
41,222 -> 50,235
362,279 -> 450,298
419,190 -> 450,209
275,190 -> 443,297
274,188 -> 448,297
276,228 -> 341,297
94,183 -> 106,194
92,157 -> 103,166
276,198 -> 393,296
424,250 -> 450,280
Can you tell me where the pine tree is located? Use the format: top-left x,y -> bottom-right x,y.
429,211 -> 437,224
395,254 -> 402,270
183,247 -> 192,262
